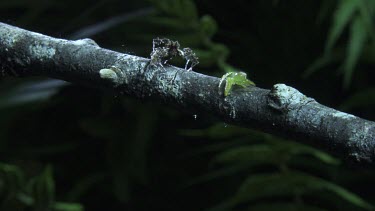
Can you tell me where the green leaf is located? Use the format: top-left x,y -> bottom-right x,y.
214,142 -> 339,167
326,0 -> 359,53
357,0 -> 375,40
229,171 -> 372,210
52,202 -> 83,211
291,146 -> 340,166
246,202 -> 326,211
303,54 -> 336,78
214,145 -> 281,165
177,0 -> 198,20
0,163 -> 25,196
265,139 -> 340,166
199,15 -> 218,38
343,15 -> 367,88
29,165 -> 55,209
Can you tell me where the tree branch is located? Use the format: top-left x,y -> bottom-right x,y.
1,22 -> 374,163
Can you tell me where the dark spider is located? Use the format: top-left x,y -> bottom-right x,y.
181,47 -> 199,71
149,37 -> 199,71
150,38 -> 181,67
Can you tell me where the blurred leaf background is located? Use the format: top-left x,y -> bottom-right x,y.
0,0 -> 374,210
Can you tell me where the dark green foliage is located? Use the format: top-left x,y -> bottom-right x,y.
0,164 -> 82,211
0,0 -> 374,210
182,125 -> 371,210
213,171 -> 371,210
306,0 -> 375,88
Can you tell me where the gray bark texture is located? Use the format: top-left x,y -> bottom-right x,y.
0,22 -> 374,163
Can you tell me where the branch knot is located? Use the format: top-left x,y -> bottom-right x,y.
267,84 -> 312,113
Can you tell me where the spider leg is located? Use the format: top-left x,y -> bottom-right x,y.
158,62 -> 166,71
185,60 -> 190,70
178,49 -> 184,57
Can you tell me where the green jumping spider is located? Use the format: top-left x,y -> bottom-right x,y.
149,38 -> 199,71
219,72 -> 255,96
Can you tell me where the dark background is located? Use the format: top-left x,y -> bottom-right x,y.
0,0 -> 374,210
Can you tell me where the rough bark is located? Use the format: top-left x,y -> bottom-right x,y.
0,22 -> 374,163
